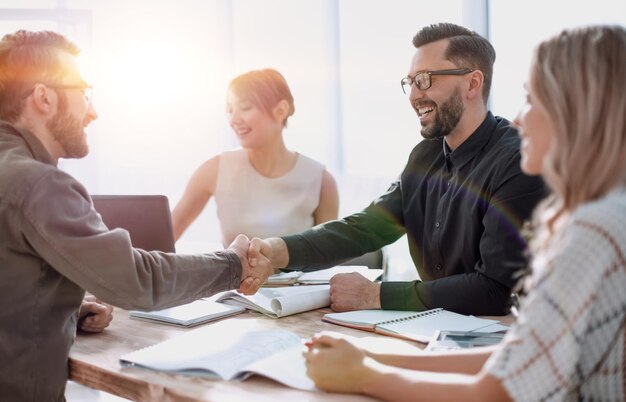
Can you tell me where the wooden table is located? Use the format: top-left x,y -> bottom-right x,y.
69,307 -> 511,402
69,306 -> 395,401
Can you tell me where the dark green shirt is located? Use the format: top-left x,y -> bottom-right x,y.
283,113 -> 546,315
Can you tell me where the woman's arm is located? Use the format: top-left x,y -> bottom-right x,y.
171,156 -> 219,241
367,344 -> 498,374
305,334 -> 511,402
313,169 -> 339,224
362,364 -> 511,402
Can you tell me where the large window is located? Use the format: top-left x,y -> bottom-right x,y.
9,1 -> 621,269
489,0 -> 626,120
52,0 -> 468,257
0,0 -> 487,267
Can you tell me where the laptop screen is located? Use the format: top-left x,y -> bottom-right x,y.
91,195 -> 176,253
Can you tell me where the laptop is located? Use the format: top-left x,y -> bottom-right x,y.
91,195 -> 176,252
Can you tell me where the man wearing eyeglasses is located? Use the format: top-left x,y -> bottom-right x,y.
0,30 -> 272,401
248,23 -> 546,316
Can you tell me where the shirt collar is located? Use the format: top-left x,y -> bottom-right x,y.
443,111 -> 497,172
0,120 -> 56,166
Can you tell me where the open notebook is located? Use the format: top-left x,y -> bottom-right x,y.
120,323 -> 315,391
216,285 -> 330,318
323,308 -> 508,343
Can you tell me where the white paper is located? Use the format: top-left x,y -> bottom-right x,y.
241,345 -> 317,391
324,309 -> 502,343
297,266 -> 382,284
265,265 -> 382,286
120,327 -> 309,386
129,299 -> 245,327
324,309 -> 419,327
266,271 -> 303,285
377,310 -> 498,342
216,285 -> 330,318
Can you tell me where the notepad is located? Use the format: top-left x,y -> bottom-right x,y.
323,308 -> 506,343
128,299 -> 245,327
119,324 -> 316,391
216,285 -> 330,318
266,266 -> 383,286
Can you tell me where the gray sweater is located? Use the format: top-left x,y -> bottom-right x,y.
0,120 -> 242,401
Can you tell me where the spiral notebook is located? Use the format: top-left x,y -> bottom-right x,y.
323,308 -> 506,343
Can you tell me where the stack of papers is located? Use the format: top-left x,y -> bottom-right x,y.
266,265 -> 383,286
265,271 -> 302,286
129,299 -> 245,327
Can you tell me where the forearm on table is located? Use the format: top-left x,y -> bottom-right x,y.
381,274 -> 511,315
423,273 -> 512,316
361,359 -> 509,402
369,345 -> 497,374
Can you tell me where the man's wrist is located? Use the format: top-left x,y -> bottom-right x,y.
267,237 -> 289,269
217,249 -> 243,288
371,282 -> 382,309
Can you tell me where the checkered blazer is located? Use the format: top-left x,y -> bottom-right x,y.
486,188 -> 626,402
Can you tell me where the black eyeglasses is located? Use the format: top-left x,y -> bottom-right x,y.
22,83 -> 93,105
400,68 -> 474,94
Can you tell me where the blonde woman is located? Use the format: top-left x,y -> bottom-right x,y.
304,25 -> 626,401
173,69 -> 338,246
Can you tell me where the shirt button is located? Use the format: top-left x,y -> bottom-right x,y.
435,221 -> 440,228
436,264 -> 442,270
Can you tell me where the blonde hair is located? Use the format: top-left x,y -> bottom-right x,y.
529,25 -> 626,255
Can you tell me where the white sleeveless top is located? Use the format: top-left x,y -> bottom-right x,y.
214,149 -> 325,246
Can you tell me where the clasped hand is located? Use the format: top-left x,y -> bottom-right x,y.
303,331 -> 375,393
228,235 -> 274,295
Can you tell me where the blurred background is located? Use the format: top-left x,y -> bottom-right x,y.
2,0 -> 625,272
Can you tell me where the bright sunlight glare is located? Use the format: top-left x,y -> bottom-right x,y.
98,43 -> 200,112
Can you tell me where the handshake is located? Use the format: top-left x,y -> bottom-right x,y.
226,234 -> 288,295
225,234 -> 383,312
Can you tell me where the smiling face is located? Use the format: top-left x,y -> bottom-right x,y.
514,70 -> 556,176
226,90 -> 283,149
47,51 -> 98,159
408,40 -> 469,140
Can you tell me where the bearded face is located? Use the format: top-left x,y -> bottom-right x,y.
46,91 -> 89,159
419,86 -> 465,140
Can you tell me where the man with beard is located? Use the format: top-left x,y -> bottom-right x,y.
0,30 -> 272,401
247,23 -> 546,316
